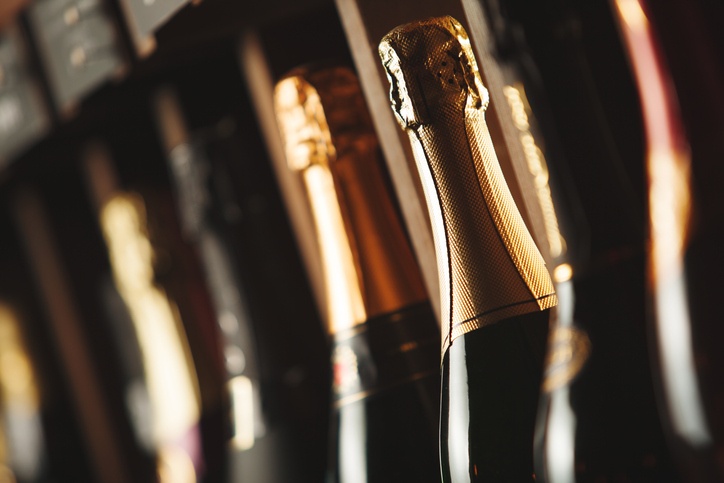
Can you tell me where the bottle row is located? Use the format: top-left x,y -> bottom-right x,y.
0,0 -> 723,482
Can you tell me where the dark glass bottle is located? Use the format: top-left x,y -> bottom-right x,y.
154,89 -> 270,482
469,1 -> 679,480
380,17 -> 556,482
0,210 -> 95,483
12,159 -> 168,483
82,142 -> 222,483
615,0 -> 724,480
154,80 -> 334,482
274,66 -> 442,482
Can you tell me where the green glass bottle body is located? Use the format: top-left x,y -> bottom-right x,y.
441,310 -> 549,482
330,304 -> 441,483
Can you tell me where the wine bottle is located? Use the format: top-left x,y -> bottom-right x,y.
0,211 -> 95,483
154,88 -> 269,482
82,142 -> 217,483
465,2 -> 679,481
153,54 -> 332,482
379,16 -> 556,482
12,180 -> 154,483
274,65 -> 441,482
614,0 -> 724,480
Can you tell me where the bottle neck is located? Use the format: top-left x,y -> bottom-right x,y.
407,105 -> 556,352
278,68 -> 428,336
302,148 -> 429,334
303,162 -> 367,334
380,16 -> 557,354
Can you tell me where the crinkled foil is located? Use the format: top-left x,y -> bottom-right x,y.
379,16 -> 556,354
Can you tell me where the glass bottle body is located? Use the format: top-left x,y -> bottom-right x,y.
330,304 -> 441,483
441,310 -> 549,483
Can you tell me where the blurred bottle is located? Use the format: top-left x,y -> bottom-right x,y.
12,174 -> 154,483
274,65 -> 441,483
614,0 -> 724,480
456,0 -> 675,482
83,142 -> 222,483
152,52 -> 332,483
464,0 -> 680,480
380,17 -> 556,481
154,88 -> 277,482
0,210 -> 95,483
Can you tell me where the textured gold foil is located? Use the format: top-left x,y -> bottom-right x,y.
274,67 -> 428,334
379,16 -> 556,353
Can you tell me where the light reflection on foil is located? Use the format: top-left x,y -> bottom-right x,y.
302,164 -> 367,332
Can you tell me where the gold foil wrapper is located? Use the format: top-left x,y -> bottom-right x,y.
379,16 -> 556,353
274,66 -> 428,334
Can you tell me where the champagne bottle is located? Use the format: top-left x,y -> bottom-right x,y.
465,2 -> 679,481
614,0 -> 724,480
274,65 -> 441,482
379,17 -> 556,482
12,179 -> 153,483
154,89 -> 269,482
82,143 -> 220,483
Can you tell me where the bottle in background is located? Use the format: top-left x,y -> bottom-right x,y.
274,65 -> 441,483
83,143 -> 215,483
154,88 -> 269,482
0,209 -> 95,483
12,173 -> 156,483
467,1 -> 679,480
153,67 -> 332,481
614,0 -> 724,480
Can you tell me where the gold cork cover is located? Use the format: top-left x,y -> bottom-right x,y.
379,16 -> 556,353
274,66 -> 428,334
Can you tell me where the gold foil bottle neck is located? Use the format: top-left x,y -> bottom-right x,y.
380,17 -> 556,354
379,16 -> 489,129
274,66 -> 428,334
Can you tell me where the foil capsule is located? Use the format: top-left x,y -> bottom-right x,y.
379,16 -> 556,353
